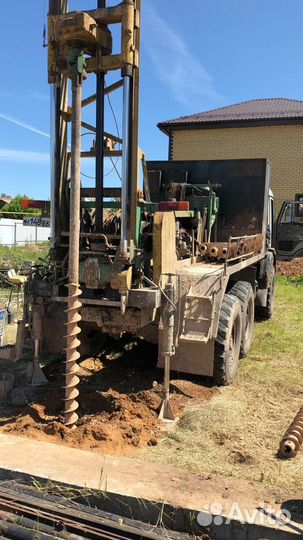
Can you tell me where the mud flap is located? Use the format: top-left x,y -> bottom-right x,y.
255,287 -> 268,308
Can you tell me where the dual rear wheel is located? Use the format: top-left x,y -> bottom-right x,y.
213,281 -> 255,386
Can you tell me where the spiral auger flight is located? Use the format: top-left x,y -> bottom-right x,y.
61,45 -> 85,428
64,283 -> 82,427
279,406 -> 303,458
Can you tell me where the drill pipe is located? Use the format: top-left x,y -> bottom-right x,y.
199,244 -> 208,254
279,406 -> 303,458
209,246 -> 219,257
64,71 -> 82,427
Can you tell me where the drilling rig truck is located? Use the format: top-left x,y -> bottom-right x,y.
23,0 -> 276,425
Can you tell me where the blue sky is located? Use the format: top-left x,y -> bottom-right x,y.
0,0 -> 302,199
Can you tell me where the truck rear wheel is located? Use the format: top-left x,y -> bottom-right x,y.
229,281 -> 254,357
214,294 -> 242,386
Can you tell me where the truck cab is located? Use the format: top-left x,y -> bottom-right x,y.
275,199 -> 303,260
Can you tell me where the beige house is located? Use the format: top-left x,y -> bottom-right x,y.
158,98 -> 303,214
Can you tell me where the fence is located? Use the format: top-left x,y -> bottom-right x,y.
0,219 -> 50,246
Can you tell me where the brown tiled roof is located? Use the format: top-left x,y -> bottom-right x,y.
0,197 -> 12,204
158,98 -> 303,134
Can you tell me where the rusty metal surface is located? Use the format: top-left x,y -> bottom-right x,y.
64,283 -> 82,426
0,484 -> 183,540
80,306 -> 151,335
279,406 -> 303,458
198,235 -> 263,262
64,74 -> 83,428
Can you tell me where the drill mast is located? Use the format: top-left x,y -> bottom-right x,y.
48,0 -> 141,425
49,0 -> 141,253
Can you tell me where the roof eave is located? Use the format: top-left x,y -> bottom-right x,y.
158,117 -> 303,133
157,122 -> 171,136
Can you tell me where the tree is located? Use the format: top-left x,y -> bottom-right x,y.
1,195 -> 37,219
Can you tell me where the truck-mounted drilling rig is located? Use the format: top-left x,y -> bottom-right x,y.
23,0 -> 276,426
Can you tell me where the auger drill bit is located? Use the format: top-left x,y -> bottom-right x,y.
279,406 -> 303,458
63,48 -> 85,427
64,283 -> 82,426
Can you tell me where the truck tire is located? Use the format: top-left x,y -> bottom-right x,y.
214,294 -> 242,386
229,281 -> 254,357
255,270 -> 276,321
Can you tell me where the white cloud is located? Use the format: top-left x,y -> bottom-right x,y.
143,2 -> 223,108
0,148 -> 49,164
0,113 -> 49,138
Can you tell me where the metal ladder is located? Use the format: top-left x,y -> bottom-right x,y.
179,289 -> 215,343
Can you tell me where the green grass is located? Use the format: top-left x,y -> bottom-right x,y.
143,276 -> 303,492
0,242 -> 49,269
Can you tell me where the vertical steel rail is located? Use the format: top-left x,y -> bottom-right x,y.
50,83 -> 62,246
128,0 -> 141,243
49,1 -> 67,246
50,85 -> 57,246
64,75 -> 83,427
49,0 -> 69,247
95,0 -> 106,232
120,76 -> 131,253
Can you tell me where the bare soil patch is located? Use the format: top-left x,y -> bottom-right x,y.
0,337 -> 216,455
277,257 -> 303,278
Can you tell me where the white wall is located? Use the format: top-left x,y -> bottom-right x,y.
0,219 -> 50,246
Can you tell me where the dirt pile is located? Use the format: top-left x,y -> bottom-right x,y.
0,338 -> 216,455
277,258 -> 303,278
4,387 -> 161,454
